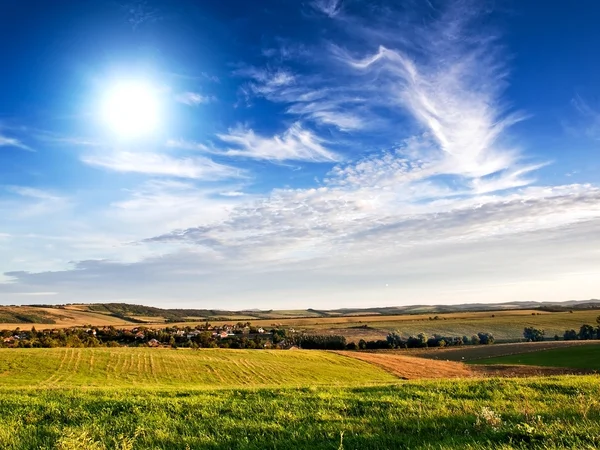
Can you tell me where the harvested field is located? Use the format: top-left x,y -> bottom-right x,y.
336,351 -> 474,379
0,348 -> 397,388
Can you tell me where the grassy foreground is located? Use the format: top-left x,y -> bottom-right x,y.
0,348 -> 397,388
475,344 -> 600,370
0,377 -> 599,449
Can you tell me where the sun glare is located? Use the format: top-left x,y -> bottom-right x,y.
101,81 -> 160,137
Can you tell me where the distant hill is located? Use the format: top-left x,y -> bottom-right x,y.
0,299 -> 598,328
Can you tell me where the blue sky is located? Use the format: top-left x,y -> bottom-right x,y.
1,0 -> 599,308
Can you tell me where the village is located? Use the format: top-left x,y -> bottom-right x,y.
0,322 -> 298,349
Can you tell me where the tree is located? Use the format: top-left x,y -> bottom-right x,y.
523,327 -> 545,342
564,329 -> 578,340
579,324 -> 596,340
386,332 -> 404,348
477,332 -> 494,345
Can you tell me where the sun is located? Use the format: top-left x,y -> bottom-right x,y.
101,81 -> 160,137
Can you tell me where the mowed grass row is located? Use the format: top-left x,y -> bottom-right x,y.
0,348 -> 397,388
1,377 -> 600,449
473,344 -> 600,370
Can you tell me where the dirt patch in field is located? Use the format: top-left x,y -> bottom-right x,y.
335,351 -> 595,380
335,351 -> 474,379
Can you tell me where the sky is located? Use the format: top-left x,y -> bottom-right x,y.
1,0 -> 600,309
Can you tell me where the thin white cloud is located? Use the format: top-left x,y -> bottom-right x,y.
216,123 -> 341,162
0,135 -> 33,152
570,95 -> 600,140
82,151 -> 242,180
175,91 -> 215,106
6,186 -> 62,201
313,0 -> 342,17
1,185 -> 70,219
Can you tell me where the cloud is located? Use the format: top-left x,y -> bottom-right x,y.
4,216 -> 600,308
82,151 -> 243,180
313,0 -> 342,17
570,95 -> 600,140
1,186 -> 70,221
338,44 -> 527,185
0,135 -> 33,152
119,0 -> 163,30
215,123 -> 341,162
175,91 -> 215,106
236,69 -> 368,131
5,186 -> 62,201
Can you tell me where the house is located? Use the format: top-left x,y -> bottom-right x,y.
134,332 -> 145,339
257,327 -> 265,334
148,339 -> 160,347
218,331 -> 229,339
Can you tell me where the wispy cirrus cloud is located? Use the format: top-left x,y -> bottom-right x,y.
82,151 -> 242,180
175,91 -> 216,106
312,0 -> 342,18
5,186 -> 63,201
215,123 -> 341,162
1,185 -> 70,219
169,123 -> 341,162
0,135 -> 33,152
570,95 -> 600,141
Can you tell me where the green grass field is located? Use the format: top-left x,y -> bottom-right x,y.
2,348 -> 600,449
1,377 -> 599,449
0,348 -> 397,388
473,344 -> 600,370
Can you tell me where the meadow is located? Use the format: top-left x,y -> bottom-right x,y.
474,344 -> 600,370
1,347 -> 600,448
2,335 -> 600,448
1,377 -> 600,449
0,348 -> 397,388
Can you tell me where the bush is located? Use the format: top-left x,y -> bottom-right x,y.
523,327 -> 544,342
477,332 -> 494,345
564,329 -> 578,340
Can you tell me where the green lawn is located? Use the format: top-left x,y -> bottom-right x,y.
0,348 -> 397,388
472,344 -> 600,370
0,377 -> 600,449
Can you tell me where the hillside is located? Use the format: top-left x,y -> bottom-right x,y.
0,299 -> 598,328
0,348 -> 398,388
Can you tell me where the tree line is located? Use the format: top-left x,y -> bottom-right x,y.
523,315 -> 600,342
